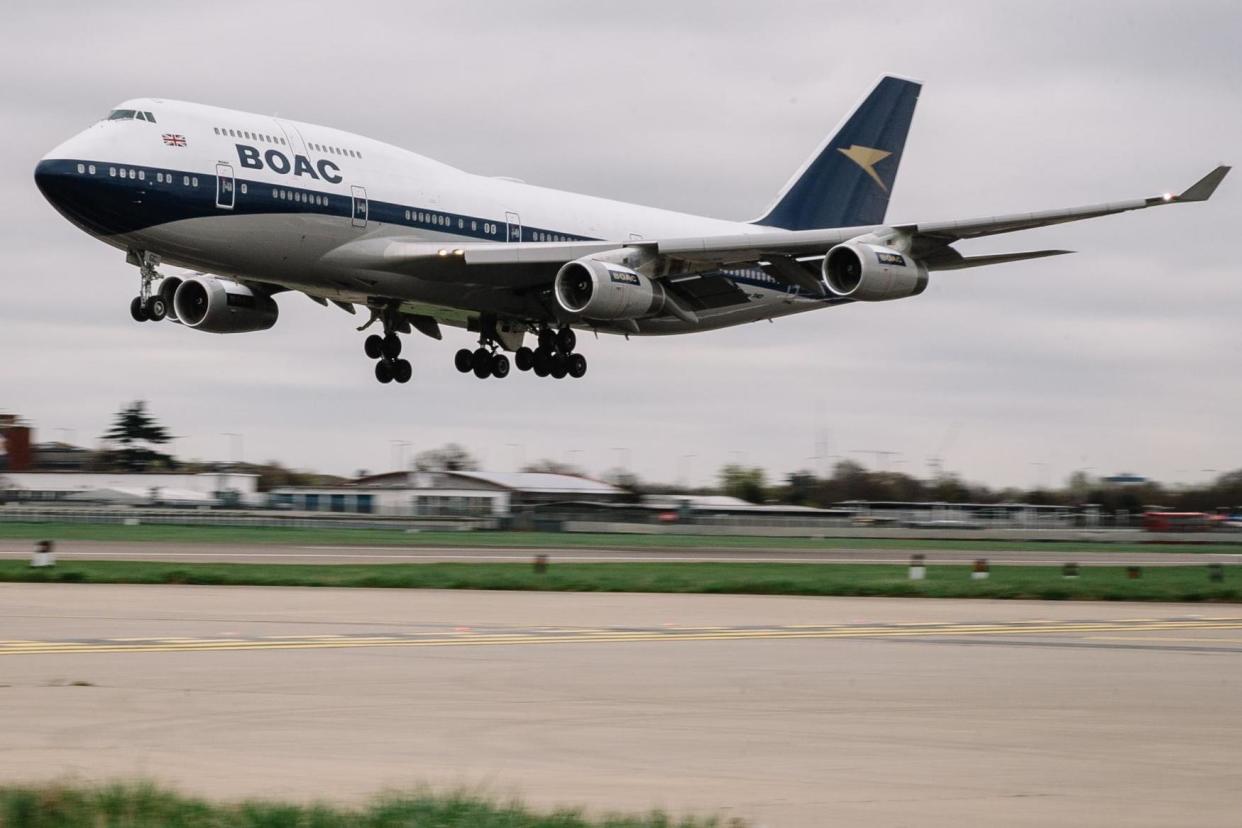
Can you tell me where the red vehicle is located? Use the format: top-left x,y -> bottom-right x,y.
1142,511 -> 1214,532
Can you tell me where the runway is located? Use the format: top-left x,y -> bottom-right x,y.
3,538 -> 1240,566
2,584 -> 1240,826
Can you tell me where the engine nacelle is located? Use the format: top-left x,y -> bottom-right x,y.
554,257 -> 666,321
822,242 -> 928,301
173,276 -> 278,334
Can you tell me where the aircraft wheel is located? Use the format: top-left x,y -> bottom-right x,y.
532,348 -> 550,376
556,327 -> 576,354
567,353 -> 587,378
491,353 -> 510,378
454,348 -> 474,373
473,355 -> 493,379
537,329 -> 556,352
145,295 -> 168,322
549,353 -> 569,379
382,334 -> 402,359
393,358 -> 413,384
514,346 -> 534,372
130,296 -> 149,322
364,334 -> 385,360
375,360 -> 394,384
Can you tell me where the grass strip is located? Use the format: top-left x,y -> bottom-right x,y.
1,522 -> 1239,554
1,559 -> 1239,602
0,780 -> 739,828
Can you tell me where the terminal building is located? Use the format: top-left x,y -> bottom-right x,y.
268,470 -> 628,517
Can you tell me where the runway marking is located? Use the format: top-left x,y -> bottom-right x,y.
4,617 -> 1242,657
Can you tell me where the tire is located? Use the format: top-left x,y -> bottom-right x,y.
550,353 -> 569,379
130,296 -> 148,322
556,327 -> 576,354
473,356 -> 492,379
382,334 -> 402,359
491,353 -> 510,378
364,334 -> 385,360
454,348 -> 474,373
532,349 -> 550,376
145,296 -> 167,322
567,353 -> 587,378
375,360 -> 394,383
537,329 -> 556,352
393,359 -> 413,383
514,347 -> 534,372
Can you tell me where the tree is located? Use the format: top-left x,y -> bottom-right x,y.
414,443 -> 478,472
100,401 -> 174,472
521,459 -> 583,476
719,464 -> 767,503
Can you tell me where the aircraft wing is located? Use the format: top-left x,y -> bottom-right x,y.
323,165 -> 1229,289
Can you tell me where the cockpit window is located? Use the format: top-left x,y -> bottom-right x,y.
107,109 -> 156,122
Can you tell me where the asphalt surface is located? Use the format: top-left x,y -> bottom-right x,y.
3,538 -> 1242,566
3,584 -> 1241,826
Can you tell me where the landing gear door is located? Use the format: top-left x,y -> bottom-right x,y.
215,163 -> 235,210
506,211 -> 521,243
351,185 -> 368,228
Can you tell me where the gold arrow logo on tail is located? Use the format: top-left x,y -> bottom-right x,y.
837,145 -> 892,191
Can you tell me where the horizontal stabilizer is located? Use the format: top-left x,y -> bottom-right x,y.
927,249 -> 1072,271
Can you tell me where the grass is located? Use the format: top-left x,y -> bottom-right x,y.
1,521 -> 1239,554
0,781 -> 740,828
1,559 -> 1238,602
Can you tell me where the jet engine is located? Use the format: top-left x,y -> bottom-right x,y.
172,276 -> 279,334
821,241 -> 929,301
554,256 -> 665,321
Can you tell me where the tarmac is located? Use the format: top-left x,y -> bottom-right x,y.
4,538 -> 1242,566
2,583 -> 1241,826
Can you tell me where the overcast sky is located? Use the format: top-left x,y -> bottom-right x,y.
4,0 -> 1240,488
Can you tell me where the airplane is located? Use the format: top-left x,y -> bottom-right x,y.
34,76 -> 1229,385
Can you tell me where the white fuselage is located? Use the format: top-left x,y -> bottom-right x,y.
37,97 -> 824,334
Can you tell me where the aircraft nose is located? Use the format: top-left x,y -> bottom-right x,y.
33,158 -> 60,201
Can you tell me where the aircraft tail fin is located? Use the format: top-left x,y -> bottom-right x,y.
752,75 -> 921,231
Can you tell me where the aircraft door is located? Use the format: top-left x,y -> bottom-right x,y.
505,211 -> 521,242
351,185 -> 368,228
215,163 -> 235,210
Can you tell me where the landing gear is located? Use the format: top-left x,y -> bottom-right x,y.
515,327 -> 586,380
362,307 -> 412,385
145,295 -> 168,322
128,250 -> 166,324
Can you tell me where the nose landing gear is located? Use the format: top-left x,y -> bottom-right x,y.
127,250 -> 172,323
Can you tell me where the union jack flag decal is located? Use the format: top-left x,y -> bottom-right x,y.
162,134 -> 187,147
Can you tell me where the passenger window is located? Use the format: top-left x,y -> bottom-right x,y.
88,165 -> 96,175
138,170 -> 145,180
191,177 -> 198,187
240,183 -> 247,194
76,164 -> 85,174
183,175 -> 189,185
214,127 -> 220,135
110,167 -> 116,177
129,170 -> 136,179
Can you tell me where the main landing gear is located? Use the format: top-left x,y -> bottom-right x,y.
362,309 -> 412,384
514,327 -> 586,380
128,251 -> 170,322
453,342 -> 511,380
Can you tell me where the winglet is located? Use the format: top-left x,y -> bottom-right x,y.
1177,165 -> 1231,202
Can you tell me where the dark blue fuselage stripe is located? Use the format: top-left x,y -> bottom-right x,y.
36,157 -> 817,298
